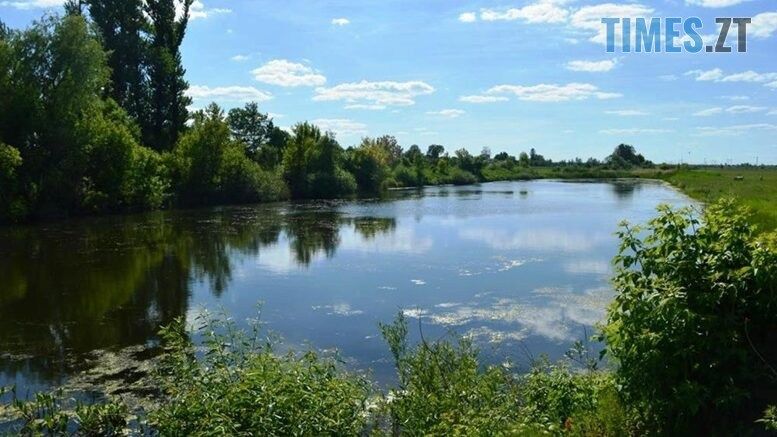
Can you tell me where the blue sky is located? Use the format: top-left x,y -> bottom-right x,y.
2,0 -> 777,164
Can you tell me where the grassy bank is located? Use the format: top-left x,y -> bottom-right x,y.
659,167 -> 777,233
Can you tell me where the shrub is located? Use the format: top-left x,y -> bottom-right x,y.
443,167 -> 479,186
150,313 -> 369,436
378,313 -> 523,435
603,200 -> 777,434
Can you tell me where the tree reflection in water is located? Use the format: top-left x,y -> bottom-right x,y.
0,204 -> 396,385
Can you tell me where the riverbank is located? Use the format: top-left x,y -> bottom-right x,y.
658,167 -> 777,234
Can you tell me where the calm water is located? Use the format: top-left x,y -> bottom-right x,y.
0,180 -> 692,393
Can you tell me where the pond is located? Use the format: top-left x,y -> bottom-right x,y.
0,180 -> 693,394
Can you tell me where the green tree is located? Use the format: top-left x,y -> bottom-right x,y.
86,0 -> 149,133
226,102 -> 274,161
426,144 -> 445,163
282,122 -> 354,199
145,0 -> 192,151
604,200 -> 777,435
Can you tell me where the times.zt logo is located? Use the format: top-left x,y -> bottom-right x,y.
602,17 -> 751,53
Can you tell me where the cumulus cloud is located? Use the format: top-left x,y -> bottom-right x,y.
252,60 -> 327,87
726,105 -> 768,114
565,59 -> 617,72
750,12 -> 777,39
695,123 -> 777,136
484,83 -> 621,102
186,85 -> 272,102
459,12 -> 477,23
313,80 -> 435,107
459,95 -> 509,103
600,128 -> 674,135
685,69 -> 777,88
605,109 -> 648,116
693,107 -> 723,117
331,18 -> 350,26
189,1 -> 231,20
480,0 -> 569,24
231,54 -> 250,62
693,108 -> 723,117
311,118 -> 368,137
427,109 -> 466,118
570,3 -> 655,45
685,0 -> 750,7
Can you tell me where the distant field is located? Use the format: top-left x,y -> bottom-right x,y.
660,168 -> 777,234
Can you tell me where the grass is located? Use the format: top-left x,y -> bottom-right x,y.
660,167 -> 777,233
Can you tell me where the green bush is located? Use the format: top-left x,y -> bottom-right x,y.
604,200 -> 777,434
443,167 -> 479,186
150,313 -> 369,436
378,313 -> 524,435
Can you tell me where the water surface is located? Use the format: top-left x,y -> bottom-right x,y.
0,180 -> 692,392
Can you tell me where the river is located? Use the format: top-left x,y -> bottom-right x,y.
0,180 -> 693,395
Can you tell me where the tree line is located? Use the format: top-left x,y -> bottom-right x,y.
0,4 -> 653,223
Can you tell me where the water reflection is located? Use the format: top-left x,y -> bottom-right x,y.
0,207 -> 396,385
0,180 -> 693,391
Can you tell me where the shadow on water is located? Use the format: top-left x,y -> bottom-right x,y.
0,205 -> 396,388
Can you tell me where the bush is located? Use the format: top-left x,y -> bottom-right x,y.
604,200 -> 777,434
150,313 -> 369,436
443,167 -> 479,186
378,313 -> 523,435
0,142 -> 28,221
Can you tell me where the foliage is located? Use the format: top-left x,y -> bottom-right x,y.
282,122 -> 355,198
170,103 -> 287,205
606,144 -> 651,169
144,0 -> 192,151
150,312 -> 369,436
378,313 -> 524,435
226,102 -> 287,168
8,390 -> 130,436
604,200 -> 777,435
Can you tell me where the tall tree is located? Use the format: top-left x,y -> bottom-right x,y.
145,0 -> 192,151
87,0 -> 149,132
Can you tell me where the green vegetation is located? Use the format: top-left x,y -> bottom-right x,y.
3,200 -> 775,435
661,167 -> 777,233
605,200 -> 777,434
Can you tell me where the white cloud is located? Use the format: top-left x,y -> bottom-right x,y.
186,85 -> 272,102
231,55 -> 250,62
685,68 -> 724,81
313,80 -> 435,107
188,1 -> 231,20
311,118 -> 368,137
485,83 -> 621,102
459,12 -> 477,23
605,109 -> 648,116
685,0 -> 750,7
331,18 -> 350,26
565,59 -> 617,72
427,109 -> 466,118
252,60 -> 327,87
480,1 -> 569,24
721,95 -> 750,101
686,68 -> 777,84
693,107 -> 723,117
768,110 -> 777,116
345,104 -> 387,110
695,124 -> 777,136
0,0 -> 61,9
570,3 -> 655,45
600,128 -> 674,135
726,105 -> 768,114
659,75 -> 678,81
750,12 -> 777,39
459,95 -> 509,103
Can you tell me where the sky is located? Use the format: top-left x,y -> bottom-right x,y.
2,0 -> 777,164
